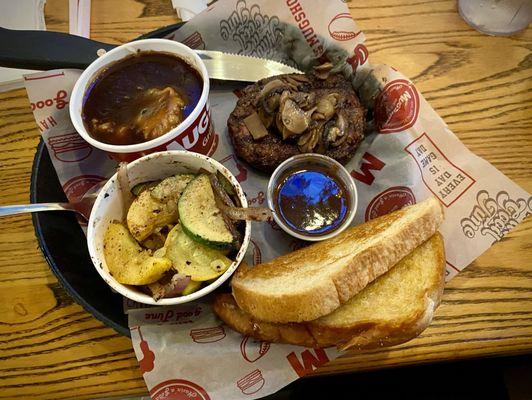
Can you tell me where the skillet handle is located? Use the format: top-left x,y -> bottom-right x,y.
0,27 -> 116,70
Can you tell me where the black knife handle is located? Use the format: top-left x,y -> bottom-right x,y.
0,27 -> 116,70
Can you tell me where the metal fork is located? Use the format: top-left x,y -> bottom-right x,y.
0,181 -> 106,221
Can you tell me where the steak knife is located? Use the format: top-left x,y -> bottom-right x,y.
0,27 -> 301,82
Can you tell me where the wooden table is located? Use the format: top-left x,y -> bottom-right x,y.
0,0 -> 530,398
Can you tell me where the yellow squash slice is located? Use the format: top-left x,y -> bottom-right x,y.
103,222 -> 172,285
127,190 -> 178,242
164,224 -> 232,281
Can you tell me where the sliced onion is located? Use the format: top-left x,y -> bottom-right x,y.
148,272 -> 192,301
205,172 -> 242,247
206,172 -> 273,222
207,171 -> 236,207
117,162 -> 134,214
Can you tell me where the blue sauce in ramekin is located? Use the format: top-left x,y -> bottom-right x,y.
275,166 -> 349,236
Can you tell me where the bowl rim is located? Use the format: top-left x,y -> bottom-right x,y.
267,153 -> 358,242
87,150 -> 251,305
69,38 -> 210,154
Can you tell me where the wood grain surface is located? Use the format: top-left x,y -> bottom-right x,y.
0,0 -> 530,398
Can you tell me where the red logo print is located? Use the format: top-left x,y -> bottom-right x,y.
207,132 -> 219,156
350,152 -> 386,186
30,90 -> 68,110
446,261 -> 460,273
181,31 -> 206,49
189,326 -> 226,343
38,116 -> 58,133
287,348 -> 330,378
328,13 -> 361,41
404,133 -> 475,207
236,369 -> 265,395
365,186 -> 416,221
132,326 -> 155,374
150,379 -> 211,400
48,132 -> 93,162
346,43 -> 369,73
249,239 -> 262,265
24,71 -> 64,82
174,105 -> 215,155
62,175 -> 106,202
375,79 -> 420,133
248,191 -> 265,205
240,336 -> 270,363
220,154 -> 248,183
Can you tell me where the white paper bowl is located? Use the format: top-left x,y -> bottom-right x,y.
87,151 -> 251,305
70,39 -> 214,161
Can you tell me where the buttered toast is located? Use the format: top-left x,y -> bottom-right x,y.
215,233 -> 445,350
231,197 -> 444,323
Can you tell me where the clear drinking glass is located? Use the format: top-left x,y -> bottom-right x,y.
458,0 -> 531,36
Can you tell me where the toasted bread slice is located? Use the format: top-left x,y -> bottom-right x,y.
214,233 -> 445,350
231,197 -> 443,322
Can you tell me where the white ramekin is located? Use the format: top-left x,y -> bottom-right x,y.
87,151 -> 251,305
70,39 -> 216,161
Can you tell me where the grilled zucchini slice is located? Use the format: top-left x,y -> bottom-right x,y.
178,174 -> 234,250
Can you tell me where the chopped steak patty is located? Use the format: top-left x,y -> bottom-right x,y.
227,72 -> 366,172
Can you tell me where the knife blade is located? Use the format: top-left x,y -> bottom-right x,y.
0,28 -> 302,82
195,50 -> 302,82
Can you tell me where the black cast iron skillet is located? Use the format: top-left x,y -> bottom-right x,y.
27,22 -> 185,337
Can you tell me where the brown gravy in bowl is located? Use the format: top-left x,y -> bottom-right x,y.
82,52 -> 203,145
